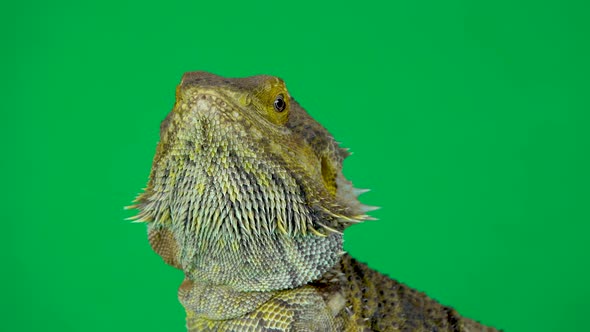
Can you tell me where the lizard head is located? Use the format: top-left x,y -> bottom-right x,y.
132,71 -> 373,234
129,72 -> 375,291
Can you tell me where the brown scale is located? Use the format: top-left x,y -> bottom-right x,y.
314,254 -> 500,332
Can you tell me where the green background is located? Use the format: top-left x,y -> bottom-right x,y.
2,0 -> 588,331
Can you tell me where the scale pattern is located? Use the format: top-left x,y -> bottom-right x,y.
130,71 -> 500,331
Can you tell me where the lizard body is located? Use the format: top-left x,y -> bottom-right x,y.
130,72 -> 499,331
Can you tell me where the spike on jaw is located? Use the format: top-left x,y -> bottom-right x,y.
125,214 -> 149,223
361,215 -> 378,221
130,190 -> 147,204
276,220 -> 288,235
353,188 -> 370,197
359,204 -> 380,213
315,221 -> 344,235
124,208 -> 154,223
308,226 -> 327,237
125,214 -> 141,221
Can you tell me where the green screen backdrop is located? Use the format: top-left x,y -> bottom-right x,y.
2,0 -> 588,331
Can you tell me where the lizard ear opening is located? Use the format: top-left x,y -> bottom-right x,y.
321,156 -> 338,196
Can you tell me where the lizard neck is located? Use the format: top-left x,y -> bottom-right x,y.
148,222 -> 343,292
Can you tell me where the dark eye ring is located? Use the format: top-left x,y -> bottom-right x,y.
273,94 -> 286,112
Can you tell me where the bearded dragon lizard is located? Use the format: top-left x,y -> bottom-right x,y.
128,71 -> 499,331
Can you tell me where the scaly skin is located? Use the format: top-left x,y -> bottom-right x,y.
129,71 -> 500,331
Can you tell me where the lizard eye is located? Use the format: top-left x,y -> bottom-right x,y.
273,94 -> 286,112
